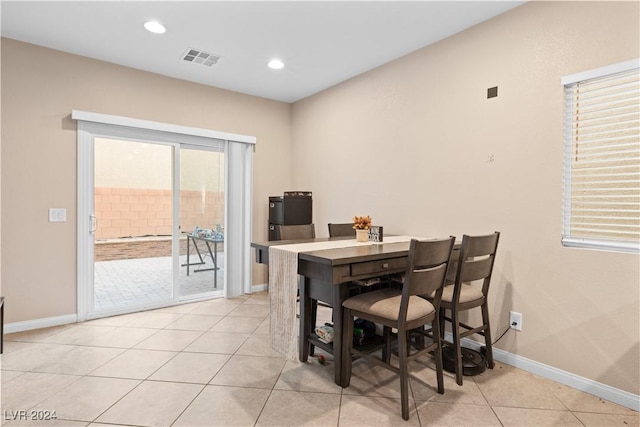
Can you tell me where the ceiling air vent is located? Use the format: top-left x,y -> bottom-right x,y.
182,48 -> 220,67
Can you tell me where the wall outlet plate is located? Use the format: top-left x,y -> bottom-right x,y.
510,311 -> 523,331
49,208 -> 67,222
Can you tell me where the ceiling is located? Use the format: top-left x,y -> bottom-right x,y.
1,1 -> 525,103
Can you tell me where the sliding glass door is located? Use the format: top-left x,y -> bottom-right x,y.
75,112 -> 254,322
93,138 -> 225,312
88,136 -> 225,318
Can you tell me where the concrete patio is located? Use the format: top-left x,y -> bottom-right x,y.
94,253 -> 224,311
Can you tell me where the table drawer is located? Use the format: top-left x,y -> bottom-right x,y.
350,257 -> 406,276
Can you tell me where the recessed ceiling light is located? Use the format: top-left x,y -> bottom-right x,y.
144,21 -> 166,34
268,59 -> 284,70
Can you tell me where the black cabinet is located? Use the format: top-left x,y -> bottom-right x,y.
269,192 -> 312,240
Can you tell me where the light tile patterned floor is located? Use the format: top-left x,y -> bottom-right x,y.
1,292 -> 638,427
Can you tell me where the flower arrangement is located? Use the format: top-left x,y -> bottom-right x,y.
352,215 -> 372,230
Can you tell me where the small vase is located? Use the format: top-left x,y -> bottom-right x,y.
356,229 -> 369,242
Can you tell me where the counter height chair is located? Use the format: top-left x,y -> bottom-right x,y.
342,237 -> 455,420
327,222 -> 356,238
276,224 -> 316,240
432,231 -> 500,386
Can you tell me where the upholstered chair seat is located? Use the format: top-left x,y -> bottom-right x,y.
343,288 -> 436,322
441,284 -> 484,305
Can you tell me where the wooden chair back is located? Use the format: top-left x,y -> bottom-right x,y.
276,224 -> 316,240
400,237 -> 456,321
328,223 -> 355,237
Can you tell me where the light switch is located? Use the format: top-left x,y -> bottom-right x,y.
49,208 -> 67,222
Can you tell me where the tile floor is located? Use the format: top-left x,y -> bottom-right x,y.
1,292 -> 638,427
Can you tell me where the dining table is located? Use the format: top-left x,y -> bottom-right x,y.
251,235 -> 426,387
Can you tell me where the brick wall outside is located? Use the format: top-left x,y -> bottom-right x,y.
95,237 -> 197,261
94,187 -> 224,261
95,187 -> 224,239
94,234 -> 226,262
179,189 -> 225,235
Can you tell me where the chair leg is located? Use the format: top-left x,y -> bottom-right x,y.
398,326 -> 410,421
382,326 -> 392,363
451,308 -> 464,386
432,318 -> 445,394
342,308 -> 354,388
481,302 -> 495,369
438,307 -> 446,340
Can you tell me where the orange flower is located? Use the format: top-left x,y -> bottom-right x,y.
352,215 -> 372,230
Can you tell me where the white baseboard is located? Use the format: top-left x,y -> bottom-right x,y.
251,283 -> 268,293
4,310 -> 637,411
453,334 -> 640,412
4,314 -> 78,334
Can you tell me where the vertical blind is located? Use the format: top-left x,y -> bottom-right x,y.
562,61 -> 640,253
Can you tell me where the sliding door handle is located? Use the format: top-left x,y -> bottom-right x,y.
90,215 -> 97,234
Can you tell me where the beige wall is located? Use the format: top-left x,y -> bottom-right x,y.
291,2 -> 639,395
1,37 -> 292,323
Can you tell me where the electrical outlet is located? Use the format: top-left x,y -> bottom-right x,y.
510,311 -> 522,331
49,208 -> 67,222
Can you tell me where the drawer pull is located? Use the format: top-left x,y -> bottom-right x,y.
350,257 -> 405,276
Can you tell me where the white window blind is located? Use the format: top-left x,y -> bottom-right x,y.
562,60 -> 640,253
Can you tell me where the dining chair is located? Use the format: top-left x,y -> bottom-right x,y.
432,231 -> 500,386
327,222 -> 356,238
342,237 -> 455,420
276,224 -> 316,240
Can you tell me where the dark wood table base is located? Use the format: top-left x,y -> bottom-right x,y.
252,238 -> 414,387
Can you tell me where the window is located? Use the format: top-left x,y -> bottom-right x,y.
562,60 -> 640,253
